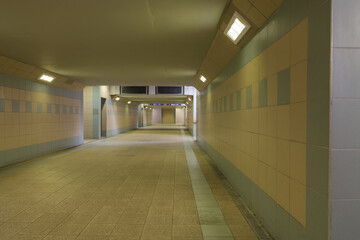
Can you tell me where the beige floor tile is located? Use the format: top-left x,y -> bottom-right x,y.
80,223 -> 115,235
50,223 -> 87,235
118,214 -> 147,225
111,224 -> 144,237
10,235 -> 46,240
19,223 -> 58,235
172,225 -> 202,236
145,215 -> 172,225
43,236 -> 77,240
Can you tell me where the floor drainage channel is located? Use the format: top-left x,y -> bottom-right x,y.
198,146 -> 274,240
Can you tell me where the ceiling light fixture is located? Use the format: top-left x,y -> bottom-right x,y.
200,75 -> 207,82
188,97 -> 192,101
39,74 -> 55,82
225,12 -> 251,44
127,101 -> 131,104
115,97 -> 120,101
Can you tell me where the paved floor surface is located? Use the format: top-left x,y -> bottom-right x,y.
0,127 -> 257,240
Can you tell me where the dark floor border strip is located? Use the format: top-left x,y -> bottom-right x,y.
197,144 -> 274,240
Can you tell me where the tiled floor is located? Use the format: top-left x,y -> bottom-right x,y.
0,127 -> 257,240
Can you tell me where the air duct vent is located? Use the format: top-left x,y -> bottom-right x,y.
121,86 -> 148,94
157,86 -> 183,94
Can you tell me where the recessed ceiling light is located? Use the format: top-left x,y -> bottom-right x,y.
39,74 -> 55,82
127,101 -> 131,104
225,12 -> 251,44
115,97 -> 120,101
188,97 -> 192,101
200,75 -> 207,82
186,102 -> 189,105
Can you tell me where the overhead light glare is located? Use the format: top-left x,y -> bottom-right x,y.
127,101 -> 131,104
39,74 -> 54,82
188,97 -> 192,101
200,75 -> 207,82
115,97 -> 120,101
225,12 -> 251,44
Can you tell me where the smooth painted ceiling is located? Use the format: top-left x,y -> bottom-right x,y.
0,0 -> 229,86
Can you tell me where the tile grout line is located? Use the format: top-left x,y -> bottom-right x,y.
181,130 -> 234,240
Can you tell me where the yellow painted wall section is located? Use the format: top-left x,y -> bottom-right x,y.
163,109 -> 175,124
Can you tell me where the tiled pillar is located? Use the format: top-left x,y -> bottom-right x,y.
330,1 -> 360,239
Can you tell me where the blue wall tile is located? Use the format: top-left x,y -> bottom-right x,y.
75,106 -> 79,114
12,100 -> 19,112
55,104 -> 60,114
259,78 -> 268,108
236,90 -> 241,110
229,93 -> 234,111
25,101 -> 32,113
246,85 -> 252,109
277,68 -> 290,105
0,99 -> 4,112
69,106 -> 73,114
37,103 -> 43,113
47,103 -> 52,113
63,105 -> 67,114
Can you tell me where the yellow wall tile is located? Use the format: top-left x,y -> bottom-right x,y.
258,161 -> 267,191
277,105 -> 290,139
258,107 -> 268,134
290,142 -> 307,185
290,180 -> 306,227
291,18 -> 308,65
276,34 -> 291,72
290,60 -> 307,103
277,139 -> 290,176
267,106 -> 277,137
290,102 -> 307,143
266,166 -> 277,200
277,172 -> 290,211
266,136 -> 277,168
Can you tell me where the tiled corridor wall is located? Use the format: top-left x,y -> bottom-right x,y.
142,107 -> 152,127
83,86 -> 137,138
0,73 -> 83,168
198,1 -> 330,240
187,103 -> 194,135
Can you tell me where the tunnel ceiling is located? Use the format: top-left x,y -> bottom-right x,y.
0,0 -> 229,86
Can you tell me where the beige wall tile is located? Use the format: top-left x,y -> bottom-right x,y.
291,18 -> 308,65
277,172 -> 290,211
290,102 -> 307,143
266,166 -> 277,200
276,34 -> 291,72
290,60 -> 307,103
277,139 -> 290,176
290,142 -> 306,185
276,105 -> 290,140
290,180 -> 306,227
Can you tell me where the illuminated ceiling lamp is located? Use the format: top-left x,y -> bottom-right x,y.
39,74 -> 55,82
225,12 -> 251,44
200,75 -> 207,83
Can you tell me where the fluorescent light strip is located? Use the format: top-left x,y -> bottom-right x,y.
39,74 -> 54,82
